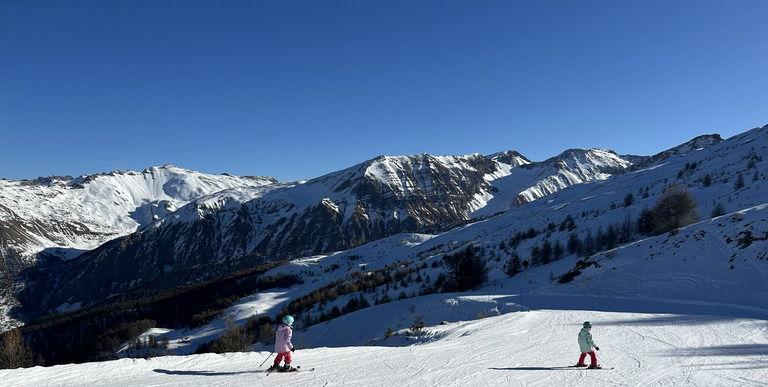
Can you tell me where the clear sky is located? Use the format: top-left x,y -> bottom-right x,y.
2,0 -> 767,182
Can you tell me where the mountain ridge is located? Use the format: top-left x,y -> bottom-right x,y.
11,147 -> 647,317
3,124 -> 765,328
0,165 -> 279,268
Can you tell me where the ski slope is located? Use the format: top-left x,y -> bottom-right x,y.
2,124 -> 767,385
2,303 -> 767,386
4,201 -> 766,386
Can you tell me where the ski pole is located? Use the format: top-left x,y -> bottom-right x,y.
595,350 -> 607,367
259,352 -> 274,367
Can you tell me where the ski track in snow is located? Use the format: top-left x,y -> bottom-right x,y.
2,307 -> 767,386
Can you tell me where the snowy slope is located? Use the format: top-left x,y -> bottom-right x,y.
17,124 -> 756,386
222,308 -> 767,386
2,124 -> 767,385
5,204 -> 768,387
2,302 -> 767,386
123,199 -> 768,357
33,187 -> 759,386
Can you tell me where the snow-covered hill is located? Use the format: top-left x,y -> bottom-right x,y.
3,202 -> 767,385
124,191 -> 767,358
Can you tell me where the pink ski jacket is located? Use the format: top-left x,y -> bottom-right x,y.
275,323 -> 293,353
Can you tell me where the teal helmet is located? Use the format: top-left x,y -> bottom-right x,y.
583,321 -> 592,328
282,315 -> 294,325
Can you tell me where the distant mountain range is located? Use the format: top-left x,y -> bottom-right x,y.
1,123 -> 765,328
0,165 -> 278,270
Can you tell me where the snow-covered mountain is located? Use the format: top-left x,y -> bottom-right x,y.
106,121 -> 762,367
9,146 -> 654,318
0,166 -> 280,327
482,148 -> 634,212
0,165 -> 278,272
3,136 -> 766,385
2,122 -> 765,359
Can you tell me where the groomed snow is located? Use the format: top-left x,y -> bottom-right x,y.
2,303 -> 766,386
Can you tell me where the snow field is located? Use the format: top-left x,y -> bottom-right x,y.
2,306 -> 767,386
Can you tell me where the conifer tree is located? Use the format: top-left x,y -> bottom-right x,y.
443,245 -> 488,291
734,173 -> 745,189
710,202 -> 726,218
505,252 -> 522,277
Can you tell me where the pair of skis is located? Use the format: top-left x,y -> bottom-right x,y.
265,365 -> 315,375
570,364 -> 614,370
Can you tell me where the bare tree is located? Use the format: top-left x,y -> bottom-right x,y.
258,322 -> 276,345
0,328 -> 37,369
649,183 -> 699,234
210,314 -> 254,354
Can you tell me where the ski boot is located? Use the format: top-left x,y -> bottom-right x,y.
574,363 -> 588,367
588,364 -> 602,369
282,364 -> 298,372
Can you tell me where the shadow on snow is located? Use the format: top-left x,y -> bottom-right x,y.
153,369 -> 261,376
489,366 -> 580,371
665,344 -> 768,357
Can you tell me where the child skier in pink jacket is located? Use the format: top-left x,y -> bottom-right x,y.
269,315 -> 296,372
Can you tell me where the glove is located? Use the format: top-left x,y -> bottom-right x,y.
595,347 -> 600,351
290,347 -> 295,352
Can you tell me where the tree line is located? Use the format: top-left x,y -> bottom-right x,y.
506,183 -> 700,276
7,260 -> 292,368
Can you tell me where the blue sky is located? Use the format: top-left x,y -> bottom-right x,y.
2,0 -> 767,182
